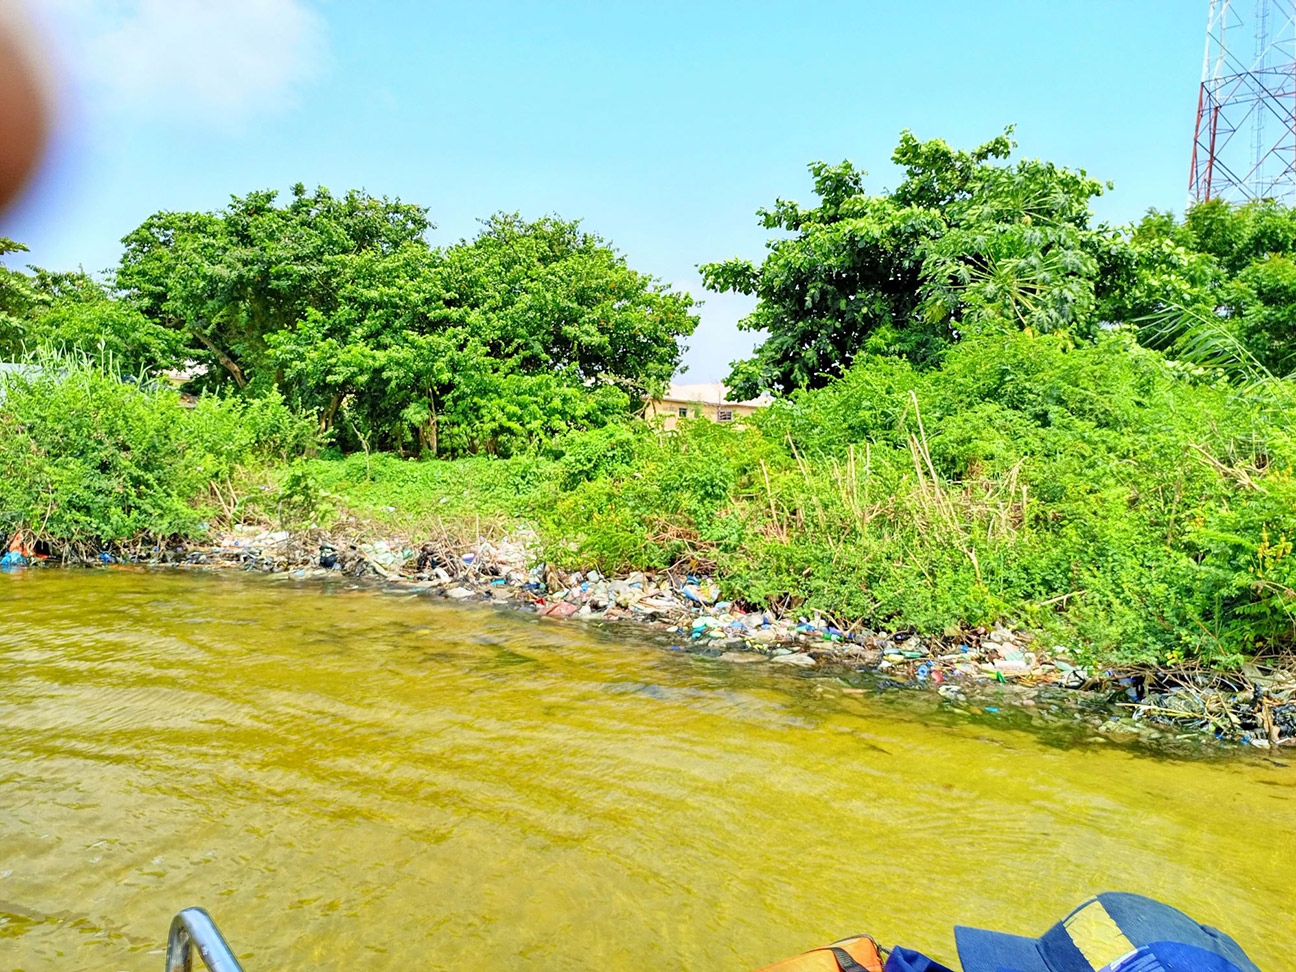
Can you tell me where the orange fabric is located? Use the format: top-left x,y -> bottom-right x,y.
753,935 -> 884,972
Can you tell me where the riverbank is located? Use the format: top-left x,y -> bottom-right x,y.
7,336 -> 1296,686
44,520 -> 1295,753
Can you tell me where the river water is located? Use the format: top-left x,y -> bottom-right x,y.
0,570 -> 1291,971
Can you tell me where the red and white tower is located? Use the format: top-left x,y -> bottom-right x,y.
1189,0 -> 1296,204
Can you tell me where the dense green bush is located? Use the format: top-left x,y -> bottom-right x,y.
0,359 -> 315,550
494,332 -> 1295,668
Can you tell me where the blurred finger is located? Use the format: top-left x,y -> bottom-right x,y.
0,6 -> 49,215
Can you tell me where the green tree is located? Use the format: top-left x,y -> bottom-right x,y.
115,184 -> 432,390
702,129 -> 1111,398
1112,199 -> 1296,376
0,237 -> 41,353
263,213 -> 695,456
24,269 -> 183,374
445,214 -> 695,390
0,251 -> 181,373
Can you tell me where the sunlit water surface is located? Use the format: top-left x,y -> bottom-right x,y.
0,570 -> 1291,971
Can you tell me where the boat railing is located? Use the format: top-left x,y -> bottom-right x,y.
165,908 -> 245,972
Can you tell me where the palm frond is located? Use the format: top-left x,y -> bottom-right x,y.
1147,301 -> 1296,412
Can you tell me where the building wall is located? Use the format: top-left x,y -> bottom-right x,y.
644,397 -> 761,432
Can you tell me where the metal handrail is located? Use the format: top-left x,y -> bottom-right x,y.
165,908 -> 245,972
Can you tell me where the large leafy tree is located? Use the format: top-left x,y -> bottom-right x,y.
28,269 -> 184,374
445,214 -> 696,389
265,214 -> 695,456
0,247 -> 181,373
0,237 -> 40,352
116,184 -> 432,390
116,187 -> 696,456
702,129 -> 1111,397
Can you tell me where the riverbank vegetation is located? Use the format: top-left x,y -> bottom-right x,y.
0,357 -> 311,553
285,329 -> 1295,669
2,130 -> 1295,670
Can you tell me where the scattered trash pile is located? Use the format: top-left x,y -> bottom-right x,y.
9,524 -> 1294,750
1126,665 -> 1296,749
0,530 -> 45,568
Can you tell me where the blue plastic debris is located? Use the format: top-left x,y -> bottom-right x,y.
0,551 -> 27,568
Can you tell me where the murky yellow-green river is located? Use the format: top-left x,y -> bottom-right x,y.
1,570 -> 1292,971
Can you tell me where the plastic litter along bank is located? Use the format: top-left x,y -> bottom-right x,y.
10,524 -> 1295,752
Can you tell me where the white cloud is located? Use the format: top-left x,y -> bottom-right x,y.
40,0 -> 326,121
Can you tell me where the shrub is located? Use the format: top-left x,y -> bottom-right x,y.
0,358 -> 315,550
504,332 -> 1295,667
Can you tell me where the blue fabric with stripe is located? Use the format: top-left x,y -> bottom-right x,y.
952,893 -> 1260,972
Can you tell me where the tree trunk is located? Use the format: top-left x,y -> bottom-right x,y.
319,389 -> 344,434
417,394 -> 438,458
192,330 -> 247,389
429,398 -> 438,457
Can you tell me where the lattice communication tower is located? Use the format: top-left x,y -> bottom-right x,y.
1190,0 -> 1296,204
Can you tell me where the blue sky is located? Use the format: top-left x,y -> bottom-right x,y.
6,0 -> 1206,381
